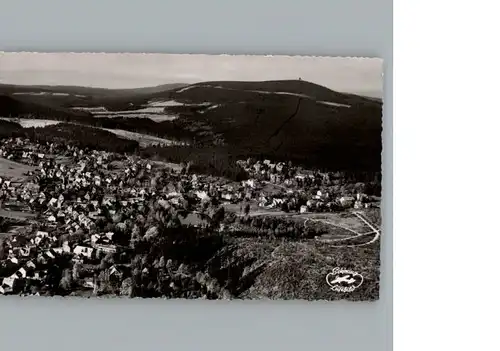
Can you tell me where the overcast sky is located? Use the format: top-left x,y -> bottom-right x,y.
0,53 -> 383,98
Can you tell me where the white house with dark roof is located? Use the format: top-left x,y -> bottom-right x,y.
74,245 -> 94,258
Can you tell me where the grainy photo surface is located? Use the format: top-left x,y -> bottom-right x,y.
0,53 -> 382,301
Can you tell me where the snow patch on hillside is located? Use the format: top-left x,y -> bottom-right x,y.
0,118 -> 61,128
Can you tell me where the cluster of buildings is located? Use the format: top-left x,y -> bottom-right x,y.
235,158 -> 378,213
0,137 -> 377,296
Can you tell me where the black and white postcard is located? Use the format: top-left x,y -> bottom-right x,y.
0,53 -> 383,300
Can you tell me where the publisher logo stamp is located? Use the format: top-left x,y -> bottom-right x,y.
326,267 -> 363,293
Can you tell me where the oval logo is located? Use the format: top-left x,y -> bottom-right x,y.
326,267 -> 364,293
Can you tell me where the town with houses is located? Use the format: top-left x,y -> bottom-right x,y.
0,136 -> 380,298
0,52 -> 384,302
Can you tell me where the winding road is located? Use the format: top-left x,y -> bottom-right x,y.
352,211 -> 381,245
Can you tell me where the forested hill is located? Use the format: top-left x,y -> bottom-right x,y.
0,79 -> 382,172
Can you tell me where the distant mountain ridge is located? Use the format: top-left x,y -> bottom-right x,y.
0,79 -> 382,172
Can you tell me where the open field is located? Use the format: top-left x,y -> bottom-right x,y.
225,202 -> 375,233
0,157 -> 35,182
304,212 -> 374,233
72,106 -> 179,122
1,78 -> 382,171
0,117 -> 61,129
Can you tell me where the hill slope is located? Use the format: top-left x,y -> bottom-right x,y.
0,83 -> 187,97
161,80 -> 383,171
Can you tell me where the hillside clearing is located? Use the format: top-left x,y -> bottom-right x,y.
0,209 -> 36,220
101,128 -> 178,147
